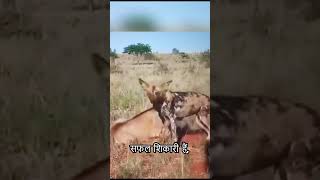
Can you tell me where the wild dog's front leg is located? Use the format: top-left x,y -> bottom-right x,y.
161,102 -> 178,142
159,118 -> 171,138
169,113 -> 178,142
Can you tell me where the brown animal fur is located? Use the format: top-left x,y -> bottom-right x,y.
110,108 -> 171,145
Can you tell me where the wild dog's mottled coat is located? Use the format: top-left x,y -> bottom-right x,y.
138,78 -> 210,142
160,91 -> 210,142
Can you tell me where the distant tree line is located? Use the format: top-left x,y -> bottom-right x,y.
111,44 -> 210,62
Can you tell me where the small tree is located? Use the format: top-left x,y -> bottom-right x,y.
123,43 -> 152,56
172,48 -> 179,54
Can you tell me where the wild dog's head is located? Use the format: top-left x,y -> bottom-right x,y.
138,78 -> 173,104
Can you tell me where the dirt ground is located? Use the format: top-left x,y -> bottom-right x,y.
110,131 -> 209,179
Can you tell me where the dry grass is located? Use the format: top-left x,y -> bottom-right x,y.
110,53 -> 210,121
110,53 -> 210,178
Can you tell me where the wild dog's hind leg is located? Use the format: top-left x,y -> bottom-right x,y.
196,106 -> 210,141
195,115 -> 210,141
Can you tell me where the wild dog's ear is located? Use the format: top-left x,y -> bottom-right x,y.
138,78 -> 149,89
160,80 -> 173,90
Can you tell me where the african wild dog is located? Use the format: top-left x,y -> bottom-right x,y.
138,78 -> 210,142
210,95 -> 320,180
